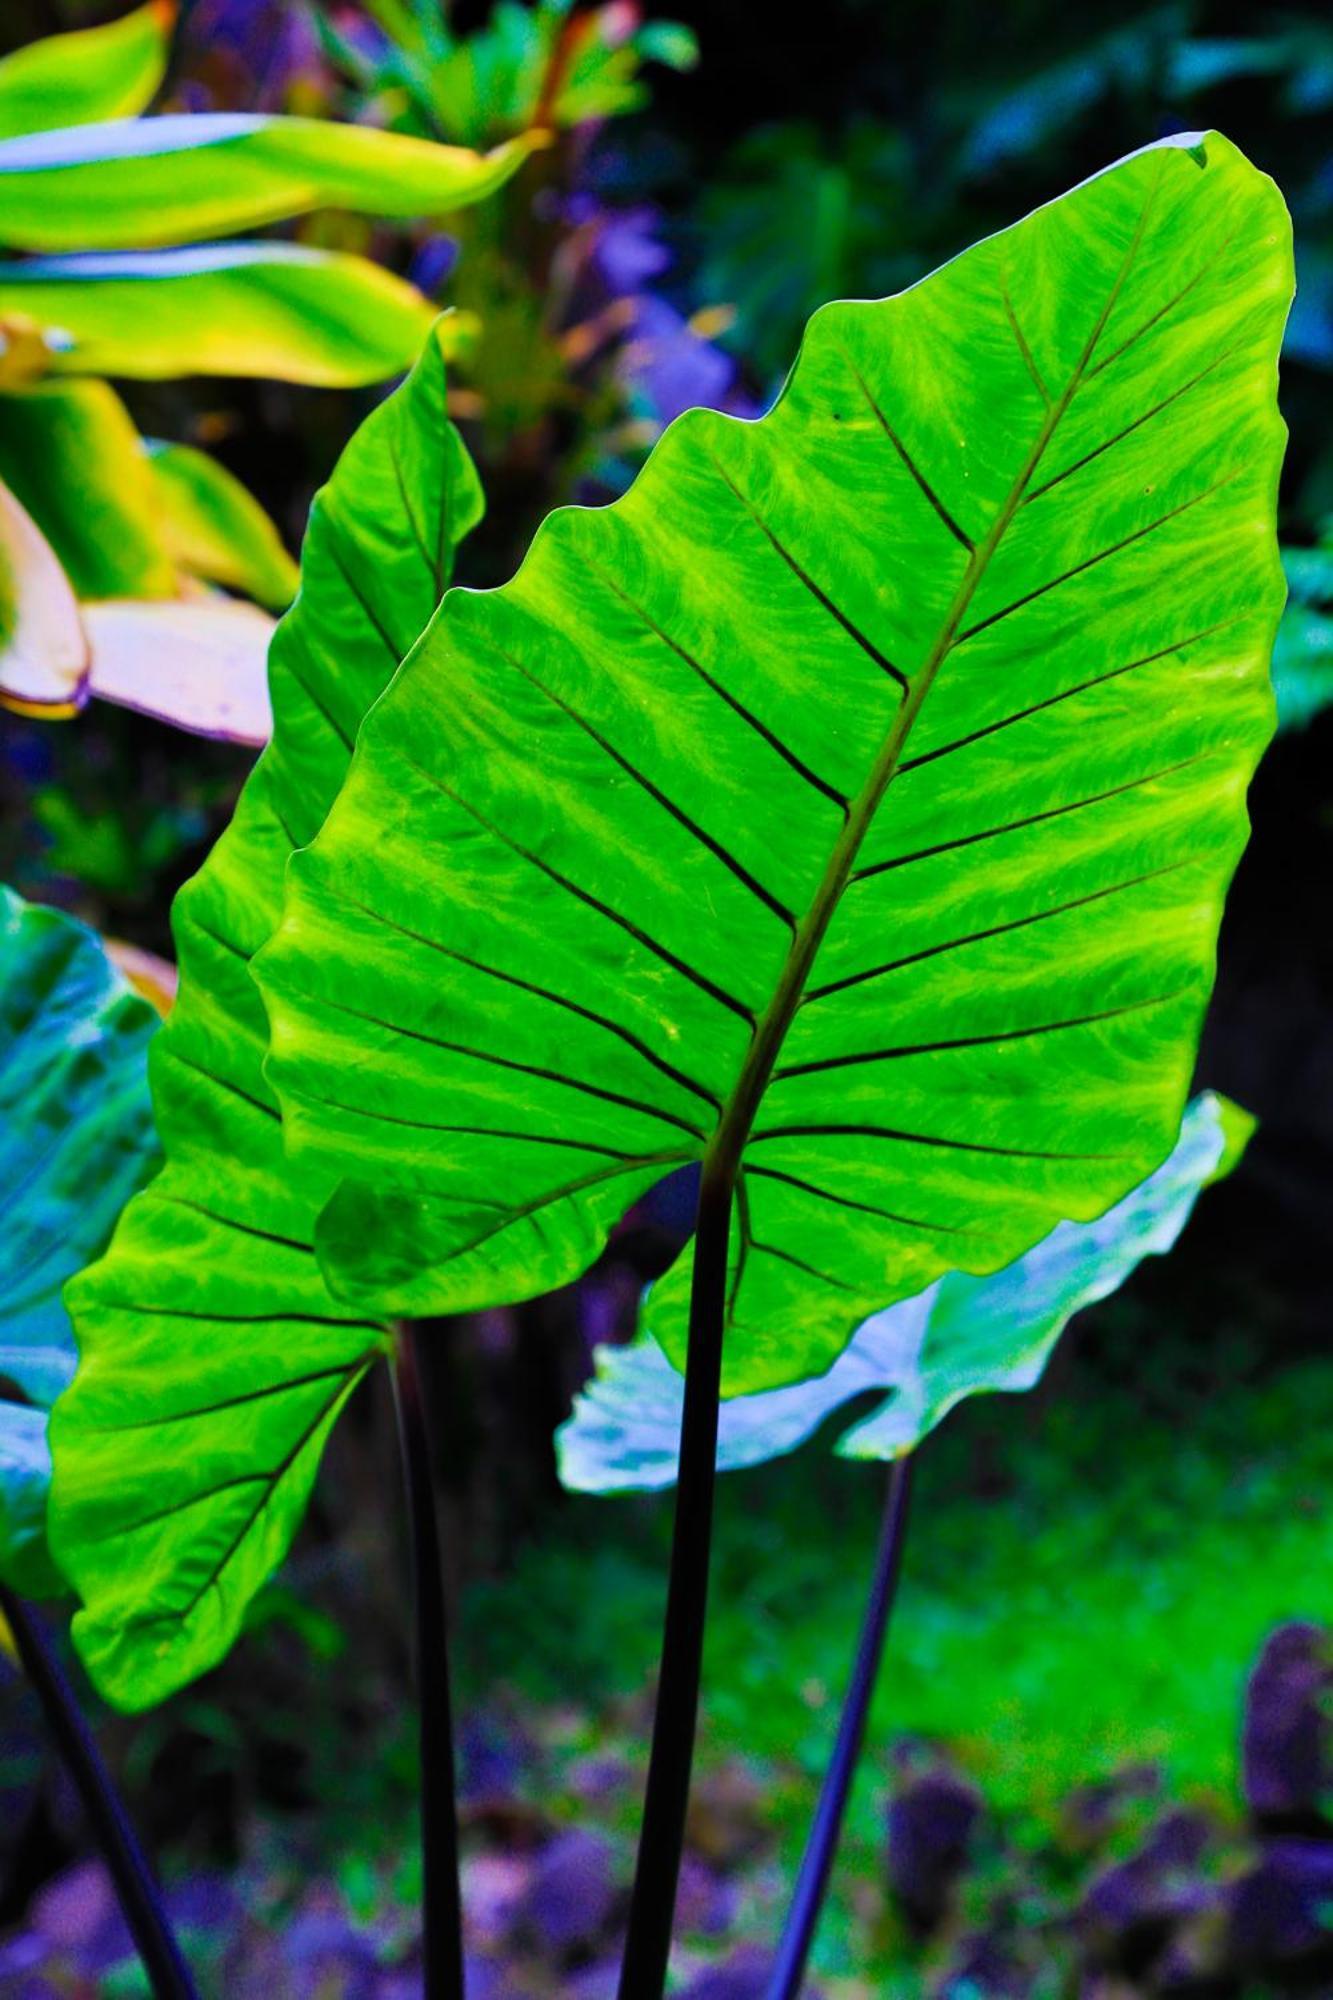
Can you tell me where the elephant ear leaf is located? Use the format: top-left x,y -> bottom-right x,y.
50,324 -> 484,1709
256,132 -> 1290,1395
556,1092 -> 1251,1491
0,887 -> 158,1597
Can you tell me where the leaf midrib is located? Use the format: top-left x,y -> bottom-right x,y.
703,169 -> 1165,1191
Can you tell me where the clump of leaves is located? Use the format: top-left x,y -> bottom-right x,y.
318,0 -> 717,573
0,0 -> 534,734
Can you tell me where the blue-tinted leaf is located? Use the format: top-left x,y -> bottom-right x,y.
0,887 -> 160,1593
0,1404 -> 60,1598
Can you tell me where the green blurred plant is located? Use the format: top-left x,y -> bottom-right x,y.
319,0 -> 696,148
1272,523 -> 1333,729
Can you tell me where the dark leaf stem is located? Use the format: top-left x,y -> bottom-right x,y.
0,1585 -> 199,2000
764,1455 -> 915,2000
617,1158 -> 735,2000
391,1324 -> 466,2000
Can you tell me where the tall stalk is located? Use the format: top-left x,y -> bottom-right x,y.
391,1324 -> 466,2000
617,1158 -> 734,2000
0,1585 -> 199,2000
765,1456 -> 915,2000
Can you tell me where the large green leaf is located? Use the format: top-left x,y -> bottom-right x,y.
558,1092 -> 1250,1490
0,244 -> 455,387
0,380 -> 175,601
0,887 -> 159,1597
51,325 -> 484,1709
255,133 -> 1289,1395
0,115 -> 535,252
0,3 -> 172,142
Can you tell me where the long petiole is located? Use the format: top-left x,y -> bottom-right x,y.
0,1584 -> 199,2000
764,1455 -> 915,2000
617,1158 -> 735,2000
391,1324 -> 466,2000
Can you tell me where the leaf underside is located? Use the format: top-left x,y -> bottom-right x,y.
52,327 -> 484,1708
557,1091 -> 1251,1490
256,132 -> 1290,1395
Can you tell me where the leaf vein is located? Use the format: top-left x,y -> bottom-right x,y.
394,746 -> 758,1027
478,632 -> 798,932
774,989 -> 1187,1080
850,755 -> 1207,884
956,478 -> 1235,646
586,556 -> 851,814
804,861 -> 1189,1003
704,450 -> 910,694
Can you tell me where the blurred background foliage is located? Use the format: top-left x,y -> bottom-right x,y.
1,0 -> 1332,1993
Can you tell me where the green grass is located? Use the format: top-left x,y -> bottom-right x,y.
463,1348 -> 1333,1805
456,1326 -> 1333,1977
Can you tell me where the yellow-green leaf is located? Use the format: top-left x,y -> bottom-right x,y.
0,3 -> 173,143
0,379 -> 175,599
0,115 -> 537,252
0,245 -> 450,387
145,441 -> 298,611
